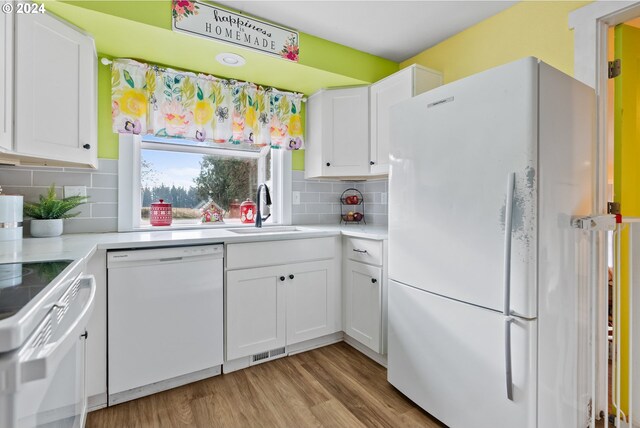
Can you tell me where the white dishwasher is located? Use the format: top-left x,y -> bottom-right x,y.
107,245 -> 223,405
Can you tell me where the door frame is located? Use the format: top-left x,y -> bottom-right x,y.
570,1 -> 640,422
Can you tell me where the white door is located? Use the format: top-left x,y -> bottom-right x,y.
344,260 -> 382,352
226,265 -> 286,360
388,280 -> 536,428
286,259 -> 340,345
388,58 -> 539,318
322,87 -> 369,176
15,12 -> 97,166
370,69 -> 412,175
0,4 -> 12,152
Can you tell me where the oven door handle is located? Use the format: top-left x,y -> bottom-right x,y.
20,275 -> 96,384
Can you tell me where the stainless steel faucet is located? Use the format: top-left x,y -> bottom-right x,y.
255,183 -> 272,228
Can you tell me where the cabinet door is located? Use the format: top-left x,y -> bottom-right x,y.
344,260 -> 382,352
15,12 -> 97,166
370,66 -> 442,175
370,70 -> 413,175
286,259 -> 340,345
0,4 -> 12,152
226,265 -> 286,360
322,87 -> 369,176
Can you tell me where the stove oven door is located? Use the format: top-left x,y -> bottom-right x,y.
15,275 -> 96,428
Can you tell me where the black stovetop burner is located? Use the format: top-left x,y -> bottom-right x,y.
0,260 -> 73,321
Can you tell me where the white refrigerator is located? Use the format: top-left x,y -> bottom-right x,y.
388,57 -> 595,428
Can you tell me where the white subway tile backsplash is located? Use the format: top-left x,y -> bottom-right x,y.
0,170 -> 31,186
91,173 -> 118,188
363,181 -> 387,193
292,213 -> 321,224
72,204 -> 91,218
318,193 -> 339,203
61,218 -> 118,234
292,204 -> 306,214
97,159 -> 118,174
33,171 -> 92,187
87,188 -> 117,204
1,186 -> 63,200
291,172 -> 388,226
91,203 -> 118,218
0,159 -> 118,234
332,182 -> 356,193
292,181 -> 306,192
306,182 -> 334,193
363,192 -> 381,203
300,192 -> 319,203
305,203 -> 337,215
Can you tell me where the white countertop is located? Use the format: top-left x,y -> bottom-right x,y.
0,224 -> 387,265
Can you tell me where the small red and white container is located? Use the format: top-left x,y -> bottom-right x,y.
150,199 -> 172,226
240,199 -> 256,224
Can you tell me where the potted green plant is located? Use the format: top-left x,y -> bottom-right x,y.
23,185 -> 88,237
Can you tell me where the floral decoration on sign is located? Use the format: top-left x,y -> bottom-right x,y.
172,0 -> 198,22
111,59 -> 304,150
280,33 -> 299,62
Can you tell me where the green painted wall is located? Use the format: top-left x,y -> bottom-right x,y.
97,57 -> 118,159
46,0 -> 398,160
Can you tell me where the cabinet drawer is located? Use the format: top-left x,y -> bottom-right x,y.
345,237 -> 383,266
227,237 -> 336,270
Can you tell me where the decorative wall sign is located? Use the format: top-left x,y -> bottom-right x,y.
172,1 -> 300,62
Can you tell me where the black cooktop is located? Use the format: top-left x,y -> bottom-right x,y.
0,260 -> 73,321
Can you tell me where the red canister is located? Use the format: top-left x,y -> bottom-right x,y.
240,199 -> 256,224
150,199 -> 172,226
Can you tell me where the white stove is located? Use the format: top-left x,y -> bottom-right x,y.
0,259 -> 96,428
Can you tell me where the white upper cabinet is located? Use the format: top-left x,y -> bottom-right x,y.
305,65 -> 441,179
0,4 -> 13,152
369,65 -> 442,175
14,12 -> 97,167
305,86 -> 370,178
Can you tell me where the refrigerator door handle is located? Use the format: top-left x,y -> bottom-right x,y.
503,172 -> 515,316
504,316 -> 514,401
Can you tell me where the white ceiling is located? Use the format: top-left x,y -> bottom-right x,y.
215,1 -> 517,62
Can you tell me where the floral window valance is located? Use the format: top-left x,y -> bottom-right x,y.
111,59 -> 304,150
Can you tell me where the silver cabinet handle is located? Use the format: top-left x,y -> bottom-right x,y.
505,317 -> 514,401
503,173 -> 515,316
353,249 -> 368,254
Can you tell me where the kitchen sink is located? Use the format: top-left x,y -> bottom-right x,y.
229,226 -> 303,234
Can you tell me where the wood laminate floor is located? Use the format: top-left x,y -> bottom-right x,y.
87,342 -> 446,428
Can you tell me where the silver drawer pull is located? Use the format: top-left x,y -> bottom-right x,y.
352,249 -> 368,254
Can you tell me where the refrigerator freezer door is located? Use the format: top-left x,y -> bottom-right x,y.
388,57 -> 538,318
388,280 -> 536,428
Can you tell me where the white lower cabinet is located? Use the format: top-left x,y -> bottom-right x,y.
344,260 -> 382,352
286,260 -> 339,345
226,265 -> 287,361
343,237 -> 387,356
225,238 -> 341,363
